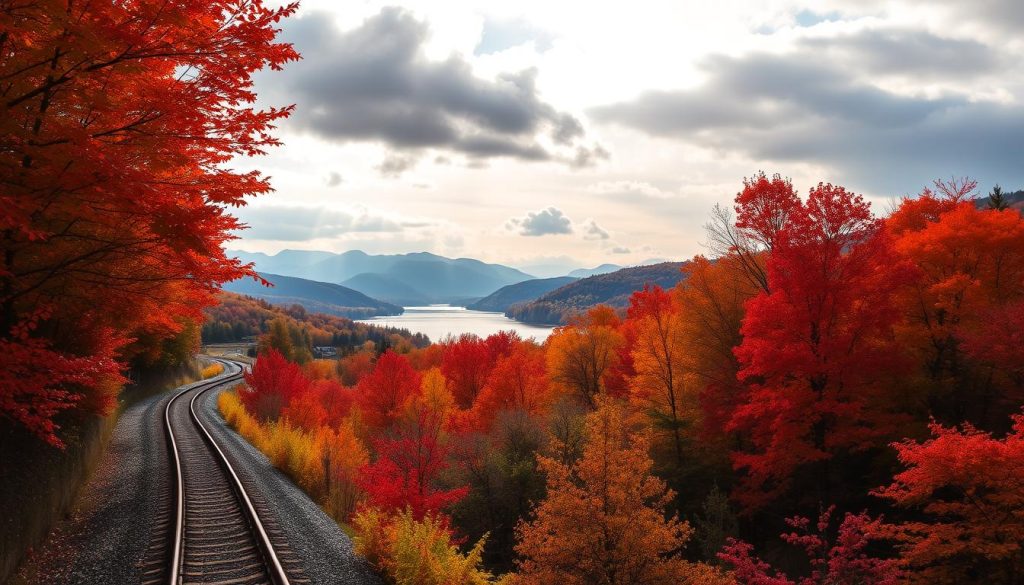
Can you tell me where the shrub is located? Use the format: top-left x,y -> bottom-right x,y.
218,388 -> 369,523
353,507 -> 502,585
201,362 -> 224,379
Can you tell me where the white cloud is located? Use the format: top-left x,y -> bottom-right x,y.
507,207 -> 573,236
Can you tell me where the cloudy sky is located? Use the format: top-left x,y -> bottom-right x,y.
232,0 -> 1024,276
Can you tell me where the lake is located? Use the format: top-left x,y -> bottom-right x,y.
357,305 -> 555,343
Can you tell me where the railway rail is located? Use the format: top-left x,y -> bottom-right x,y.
144,360 -> 299,585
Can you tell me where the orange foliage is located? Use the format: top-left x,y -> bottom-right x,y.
627,285 -> 694,466
890,196 -> 1024,428
201,362 -> 225,380
675,256 -> 755,443
546,306 -> 625,408
515,396 -> 707,584
339,350 -> 376,386
471,342 -> 551,432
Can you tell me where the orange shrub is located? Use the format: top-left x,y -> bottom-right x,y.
201,362 -> 225,379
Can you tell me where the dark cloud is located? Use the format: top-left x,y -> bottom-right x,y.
570,144 -> 611,169
591,28 -> 1024,192
848,0 -> 1024,31
325,171 -> 343,187
273,9 -> 593,166
801,29 -> 1002,79
376,152 -> 419,178
237,206 -> 402,241
508,207 -> 573,236
582,219 -> 610,240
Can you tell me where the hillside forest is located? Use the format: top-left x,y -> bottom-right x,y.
218,174 -> 1024,584
201,292 -> 428,358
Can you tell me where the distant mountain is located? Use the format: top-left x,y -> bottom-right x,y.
568,263 -> 622,278
468,276 -> 579,312
231,249 -> 337,280
340,273 -> 432,306
227,249 -> 534,304
506,262 -> 687,325
222,272 -> 402,319
515,259 -> 585,279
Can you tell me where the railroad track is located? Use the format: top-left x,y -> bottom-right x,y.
141,360 -> 303,585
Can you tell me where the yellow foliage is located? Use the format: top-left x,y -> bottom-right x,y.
353,507 -> 503,585
400,367 -> 455,435
352,506 -> 392,571
218,388 -> 369,524
201,362 -> 224,379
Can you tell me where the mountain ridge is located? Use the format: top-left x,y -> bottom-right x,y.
468,276 -> 579,312
506,262 -> 688,325
229,248 -> 534,304
221,272 -> 403,319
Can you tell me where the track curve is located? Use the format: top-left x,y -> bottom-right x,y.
162,360 -> 292,585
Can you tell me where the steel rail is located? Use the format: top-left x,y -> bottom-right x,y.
164,359 -> 290,585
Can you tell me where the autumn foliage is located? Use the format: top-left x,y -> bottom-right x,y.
201,362 -> 225,380
0,0 -> 297,445
873,413 -> 1024,584
214,173 -> 1024,584
515,397 -> 710,585
719,507 -> 901,585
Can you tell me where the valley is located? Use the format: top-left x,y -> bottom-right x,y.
356,305 -> 556,342
229,248 -> 690,331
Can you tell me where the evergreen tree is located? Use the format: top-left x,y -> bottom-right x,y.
988,184 -> 1009,211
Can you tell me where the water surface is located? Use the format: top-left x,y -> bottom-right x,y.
357,305 -> 554,343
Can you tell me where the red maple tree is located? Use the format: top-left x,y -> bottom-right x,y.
241,349 -> 309,421
1,0 -> 298,445
441,334 -> 494,408
355,351 -> 421,430
730,182 -> 914,509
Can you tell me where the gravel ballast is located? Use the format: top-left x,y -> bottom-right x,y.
17,373 -> 381,585
194,382 -> 382,585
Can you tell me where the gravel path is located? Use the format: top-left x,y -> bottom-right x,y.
16,372 -> 381,585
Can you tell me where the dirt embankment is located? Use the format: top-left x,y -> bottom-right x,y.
0,361 -> 201,584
